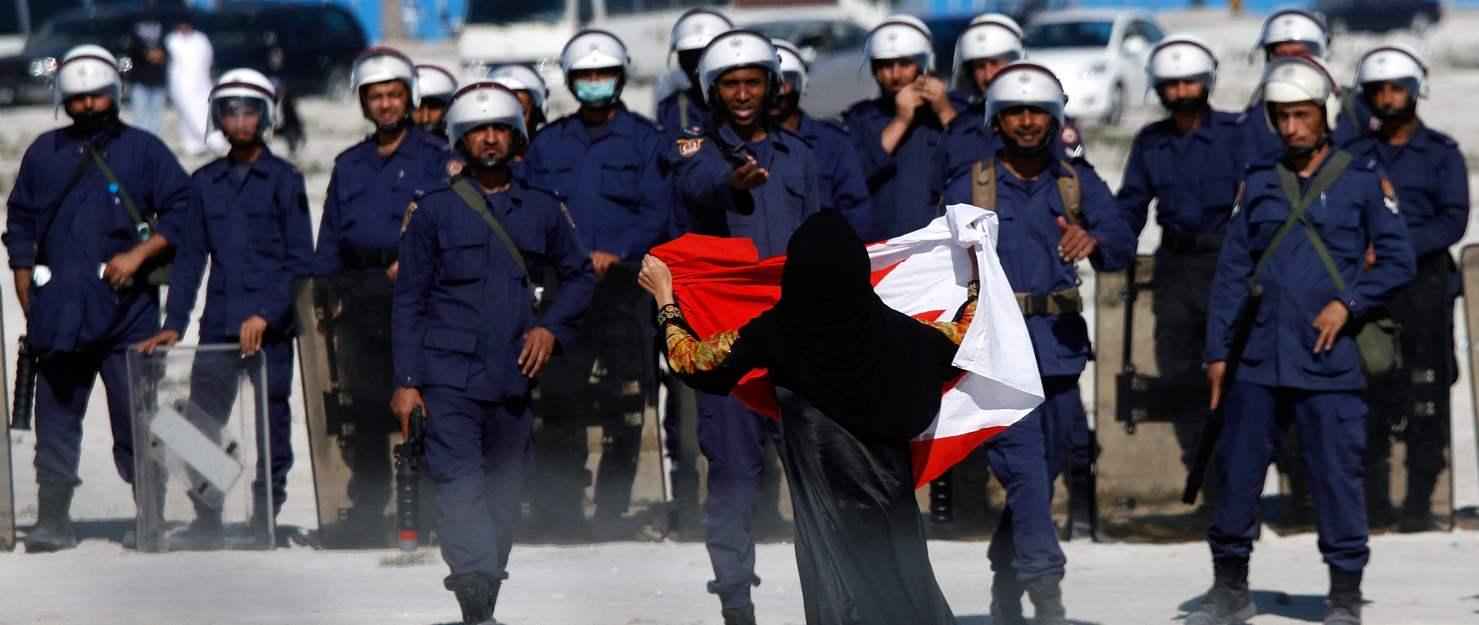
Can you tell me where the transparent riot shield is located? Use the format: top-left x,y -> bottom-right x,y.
128,344 -> 272,552
525,263 -> 670,541
294,274 -> 412,549
1094,255 -> 1217,541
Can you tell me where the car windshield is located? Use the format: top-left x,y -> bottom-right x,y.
466,0 -> 566,24
1024,20 -> 1114,49
28,17 -> 131,52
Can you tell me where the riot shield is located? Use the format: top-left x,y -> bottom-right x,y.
1,296 -> 11,551
294,274 -> 414,549
128,344 -> 273,552
525,263 -> 669,541
1270,250 -> 1459,535
1094,255 -> 1217,541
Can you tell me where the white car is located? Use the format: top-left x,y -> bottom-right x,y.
1023,9 -> 1165,126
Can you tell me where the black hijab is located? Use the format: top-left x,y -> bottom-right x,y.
739,212 -> 962,442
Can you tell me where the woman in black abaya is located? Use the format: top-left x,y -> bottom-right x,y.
638,212 -> 975,625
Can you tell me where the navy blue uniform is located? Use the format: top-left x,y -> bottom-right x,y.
394,176 -> 594,584
1347,124 -> 1469,522
671,121 -> 820,610
1204,154 -> 1415,572
1116,109 -> 1246,469
525,104 -> 671,261
163,151 -> 314,511
944,154 -> 1135,583
314,126 -> 452,275
843,99 -> 945,241
4,123 -> 188,486
657,90 -> 713,136
793,113 -> 872,238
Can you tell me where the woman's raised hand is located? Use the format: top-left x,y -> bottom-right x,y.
638,254 -> 676,307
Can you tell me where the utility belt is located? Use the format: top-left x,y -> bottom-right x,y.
340,246 -> 397,270
1014,287 -> 1083,316
1160,229 -> 1224,255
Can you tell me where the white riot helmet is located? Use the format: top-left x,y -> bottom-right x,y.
1148,35 -> 1218,88
986,62 -> 1068,126
1254,9 -> 1329,60
697,30 -> 781,103
352,47 -> 419,109
54,44 -> 122,109
445,82 -> 528,155
208,68 -> 277,141
1257,55 -> 1341,131
488,64 -> 549,118
952,14 -> 1024,91
1355,44 -> 1428,99
866,15 -> 935,74
670,8 -> 733,59
415,64 -> 458,103
773,39 -> 808,95
561,29 -> 629,73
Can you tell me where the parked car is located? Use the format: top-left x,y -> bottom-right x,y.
1022,9 -> 1163,126
0,1 -> 363,106
1316,0 -> 1441,34
195,2 -> 366,98
0,4 -> 186,105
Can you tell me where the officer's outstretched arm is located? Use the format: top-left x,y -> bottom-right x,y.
673,140 -> 752,217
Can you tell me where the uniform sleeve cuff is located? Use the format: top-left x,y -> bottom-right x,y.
396,375 -> 420,388
8,255 -> 34,269
163,317 -> 187,335
1338,293 -> 1367,319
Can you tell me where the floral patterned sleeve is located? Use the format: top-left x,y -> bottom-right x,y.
658,303 -> 758,394
922,281 -> 979,346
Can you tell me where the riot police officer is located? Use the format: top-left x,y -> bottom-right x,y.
1192,56 -> 1415,625
413,63 -> 458,139
659,8 -> 733,135
3,45 -> 189,552
936,12 -> 1088,201
391,82 -> 594,625
488,64 -> 550,142
137,69 -> 314,540
670,30 -> 822,625
1115,35 -> 1244,516
312,46 -> 454,543
942,62 -> 1136,625
845,16 -> 955,241
1346,44 -> 1469,532
523,30 -> 670,534
769,38 -> 871,236
1240,9 -> 1361,164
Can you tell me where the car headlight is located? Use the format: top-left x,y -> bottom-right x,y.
1083,61 -> 1110,78
29,56 -> 57,78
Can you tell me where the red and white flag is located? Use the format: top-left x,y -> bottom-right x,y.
653,204 -> 1044,488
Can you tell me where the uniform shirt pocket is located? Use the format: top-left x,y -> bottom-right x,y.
437,229 -> 488,283
600,163 -> 640,205
422,326 -> 479,389
1310,205 -> 1364,261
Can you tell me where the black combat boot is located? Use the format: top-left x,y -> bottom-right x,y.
1324,568 -> 1362,625
721,603 -> 757,625
989,570 -> 1027,625
25,482 -> 77,553
1023,574 -> 1067,625
1186,558 -> 1255,625
446,573 -> 500,625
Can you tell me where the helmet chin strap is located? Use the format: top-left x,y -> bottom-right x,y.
1283,131 -> 1330,160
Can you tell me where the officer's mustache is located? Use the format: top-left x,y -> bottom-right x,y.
1160,93 -> 1208,114
67,106 -> 118,135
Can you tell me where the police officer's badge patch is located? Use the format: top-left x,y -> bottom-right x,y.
401,201 -> 418,237
1380,178 -> 1400,215
677,137 -> 704,158
446,159 -> 464,177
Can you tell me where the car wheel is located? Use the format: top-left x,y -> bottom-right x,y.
1103,83 -> 1124,127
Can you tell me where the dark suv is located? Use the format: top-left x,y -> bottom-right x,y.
0,2 -> 364,106
1317,0 -> 1442,34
